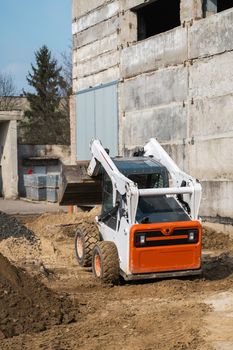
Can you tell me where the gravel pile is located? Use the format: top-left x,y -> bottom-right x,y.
0,212 -> 37,243
0,212 -> 40,265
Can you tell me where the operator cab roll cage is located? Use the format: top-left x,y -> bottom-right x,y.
87,139 -> 202,226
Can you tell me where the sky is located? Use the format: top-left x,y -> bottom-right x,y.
0,0 -> 72,94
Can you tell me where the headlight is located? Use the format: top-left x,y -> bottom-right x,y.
140,235 -> 146,245
188,230 -> 198,243
135,234 -> 146,247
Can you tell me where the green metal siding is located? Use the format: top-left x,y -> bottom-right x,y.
76,82 -> 118,160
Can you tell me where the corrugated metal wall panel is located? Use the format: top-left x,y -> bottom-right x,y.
76,90 -> 95,160
95,84 -> 118,156
76,82 -> 118,160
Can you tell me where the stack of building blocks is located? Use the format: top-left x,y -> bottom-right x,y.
24,174 -> 60,202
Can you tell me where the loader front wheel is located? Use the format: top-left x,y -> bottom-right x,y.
74,222 -> 99,267
92,241 -> 119,284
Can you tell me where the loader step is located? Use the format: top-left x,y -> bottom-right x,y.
121,268 -> 202,281
58,163 -> 102,206
120,268 -> 202,281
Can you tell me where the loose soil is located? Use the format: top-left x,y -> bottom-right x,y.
0,212 -> 233,350
0,253 -> 77,339
202,225 -> 232,251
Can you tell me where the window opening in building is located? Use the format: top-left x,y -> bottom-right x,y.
203,0 -> 216,16
218,0 -> 233,12
203,0 -> 233,16
133,0 -> 181,41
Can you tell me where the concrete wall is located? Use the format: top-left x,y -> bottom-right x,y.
72,0 -> 122,92
18,145 -> 71,166
72,0 -> 233,223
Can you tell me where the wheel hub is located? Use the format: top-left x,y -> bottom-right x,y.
77,236 -> 83,259
94,254 -> 101,277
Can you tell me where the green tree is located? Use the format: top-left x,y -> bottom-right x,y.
21,45 -> 70,144
59,48 -> 72,124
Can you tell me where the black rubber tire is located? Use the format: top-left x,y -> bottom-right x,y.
74,222 -> 99,267
92,241 -> 119,284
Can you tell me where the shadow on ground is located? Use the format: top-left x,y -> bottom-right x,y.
202,253 -> 233,281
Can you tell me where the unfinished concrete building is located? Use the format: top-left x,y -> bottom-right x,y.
71,0 -> 233,224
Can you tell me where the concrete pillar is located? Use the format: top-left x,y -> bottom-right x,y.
70,95 -> 77,164
180,0 -> 203,23
119,10 -> 137,48
72,0 -> 78,20
0,111 -> 22,199
0,121 -> 18,199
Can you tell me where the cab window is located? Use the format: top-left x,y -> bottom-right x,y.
102,172 -> 113,213
128,172 -> 167,189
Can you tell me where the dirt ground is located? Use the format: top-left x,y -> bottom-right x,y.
0,211 -> 233,350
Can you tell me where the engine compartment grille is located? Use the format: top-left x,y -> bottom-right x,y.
134,229 -> 199,247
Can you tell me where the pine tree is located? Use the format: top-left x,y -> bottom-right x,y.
21,45 -> 70,144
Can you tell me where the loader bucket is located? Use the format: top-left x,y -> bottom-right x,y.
58,163 -> 102,206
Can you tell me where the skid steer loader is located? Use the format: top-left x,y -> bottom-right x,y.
68,138 -> 202,283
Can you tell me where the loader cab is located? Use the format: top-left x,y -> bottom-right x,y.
113,157 -> 169,187
101,157 -> 170,227
101,157 -> 167,216
101,157 -> 190,226
102,157 -> 169,215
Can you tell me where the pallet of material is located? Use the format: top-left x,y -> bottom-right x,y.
58,163 -> 102,206
47,188 -> 58,203
24,174 -> 47,188
25,187 -> 47,201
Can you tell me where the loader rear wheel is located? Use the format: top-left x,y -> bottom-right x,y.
92,241 -> 119,284
74,222 -> 99,267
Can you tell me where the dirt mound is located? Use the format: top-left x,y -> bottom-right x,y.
0,251 -> 21,288
22,212 -> 101,268
26,210 -> 100,236
86,205 -> 101,219
202,225 -> 232,250
0,252 -> 77,339
0,210 -> 99,269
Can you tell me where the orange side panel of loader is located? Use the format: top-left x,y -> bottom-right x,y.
129,221 -> 202,274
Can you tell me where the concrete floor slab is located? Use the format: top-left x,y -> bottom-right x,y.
0,198 -> 67,215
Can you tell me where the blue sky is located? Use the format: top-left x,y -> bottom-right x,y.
0,0 -> 72,94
